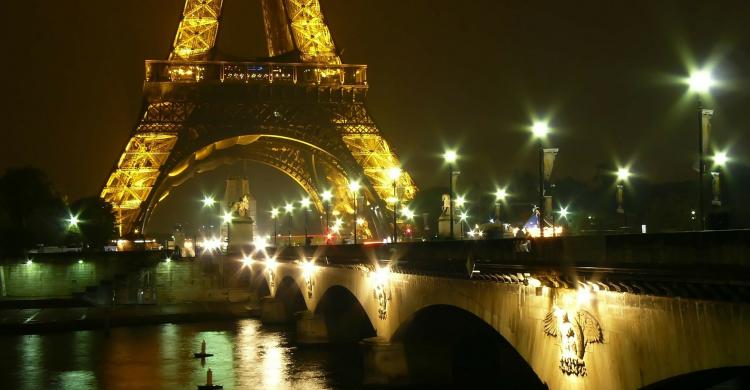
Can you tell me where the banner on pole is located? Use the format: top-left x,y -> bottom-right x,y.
701,109 -> 714,156
543,148 -> 559,181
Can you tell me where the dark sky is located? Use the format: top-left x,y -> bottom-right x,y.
1,1 -> 749,233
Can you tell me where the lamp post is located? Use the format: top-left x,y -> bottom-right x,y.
456,195 -> 466,240
321,190 -> 332,241
388,167 -> 402,243
284,203 -> 294,246
349,180 -> 361,244
615,167 -> 631,230
531,121 -> 550,237
201,195 -> 216,238
687,69 -> 715,230
300,197 -> 311,246
494,187 -> 508,223
270,208 -> 279,246
401,207 -> 415,241
711,151 -> 729,208
443,150 -> 458,239
459,211 -> 468,240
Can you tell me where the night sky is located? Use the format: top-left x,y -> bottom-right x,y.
2,0 -> 749,233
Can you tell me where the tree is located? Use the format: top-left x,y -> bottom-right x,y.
0,166 -> 66,254
66,196 -> 116,250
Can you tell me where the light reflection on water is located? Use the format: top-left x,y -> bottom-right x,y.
0,319 -> 361,390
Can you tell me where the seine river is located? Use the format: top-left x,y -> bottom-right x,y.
0,320 -> 365,389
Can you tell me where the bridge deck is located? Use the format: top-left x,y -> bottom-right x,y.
270,230 -> 750,302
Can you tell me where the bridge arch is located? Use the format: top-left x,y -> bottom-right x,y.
391,304 -> 547,388
140,134 -> 386,238
271,275 -> 308,323
314,285 -> 376,343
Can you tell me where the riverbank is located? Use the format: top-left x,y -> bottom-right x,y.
0,302 -> 257,334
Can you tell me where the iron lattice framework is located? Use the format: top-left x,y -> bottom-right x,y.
101,0 -> 416,237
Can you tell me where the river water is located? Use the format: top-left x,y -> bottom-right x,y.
0,320 -> 365,389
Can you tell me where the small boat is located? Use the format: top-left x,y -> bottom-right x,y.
194,339 -> 214,358
197,368 -> 222,390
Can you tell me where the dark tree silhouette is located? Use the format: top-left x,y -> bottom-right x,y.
66,196 -> 116,250
0,166 -> 66,254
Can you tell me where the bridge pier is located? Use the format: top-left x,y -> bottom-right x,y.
260,297 -> 288,324
295,310 -> 329,344
360,337 -> 409,385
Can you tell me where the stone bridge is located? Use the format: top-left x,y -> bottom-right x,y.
245,231 -> 750,389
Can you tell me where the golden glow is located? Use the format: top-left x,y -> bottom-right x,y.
270,208 -> 279,218
356,217 -> 365,226
577,285 -> 593,305
169,0 -> 223,60
284,0 -> 341,64
265,257 -> 278,271
372,264 -> 390,285
241,255 -> 254,267
400,207 -> 415,219
222,212 -> 233,224
341,134 -> 417,211
527,277 -> 542,288
387,167 -> 402,181
301,259 -> 316,279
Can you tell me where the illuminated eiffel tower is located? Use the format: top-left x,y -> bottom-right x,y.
100,0 -> 416,237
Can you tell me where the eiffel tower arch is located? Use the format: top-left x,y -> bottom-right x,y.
100,0 -> 417,237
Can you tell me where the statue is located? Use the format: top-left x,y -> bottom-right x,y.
231,195 -> 251,218
441,193 -> 451,216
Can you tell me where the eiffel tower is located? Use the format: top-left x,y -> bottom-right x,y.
100,0 -> 417,237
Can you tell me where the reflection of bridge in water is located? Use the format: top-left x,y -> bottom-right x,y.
245,231 -> 750,388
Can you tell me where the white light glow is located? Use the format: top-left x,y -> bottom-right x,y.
688,69 -> 715,94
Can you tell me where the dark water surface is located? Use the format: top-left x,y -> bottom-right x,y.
0,320 -> 364,389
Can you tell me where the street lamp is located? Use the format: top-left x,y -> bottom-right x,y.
388,167 -> 402,243
321,190 -> 333,241
686,67 -> 716,230
530,121 -> 550,237
300,197 -> 311,246
284,203 -> 294,246
711,150 -> 729,208
221,211 -> 233,251
494,187 -> 508,224
443,149 -> 458,239
615,166 -> 631,229
66,213 -> 80,229
558,206 -> 569,220
270,208 -> 279,246
459,211 -> 469,240
201,195 -> 216,237
348,180 -> 361,244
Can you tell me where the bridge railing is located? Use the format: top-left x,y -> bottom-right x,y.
270,230 -> 750,280
144,60 -> 368,86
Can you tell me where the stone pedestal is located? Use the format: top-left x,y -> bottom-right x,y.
438,215 -> 460,239
295,310 -> 329,344
360,337 -> 409,385
260,297 -> 287,324
227,217 -> 253,252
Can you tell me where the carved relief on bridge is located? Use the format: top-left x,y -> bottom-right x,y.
543,286 -> 604,376
370,266 -> 392,320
